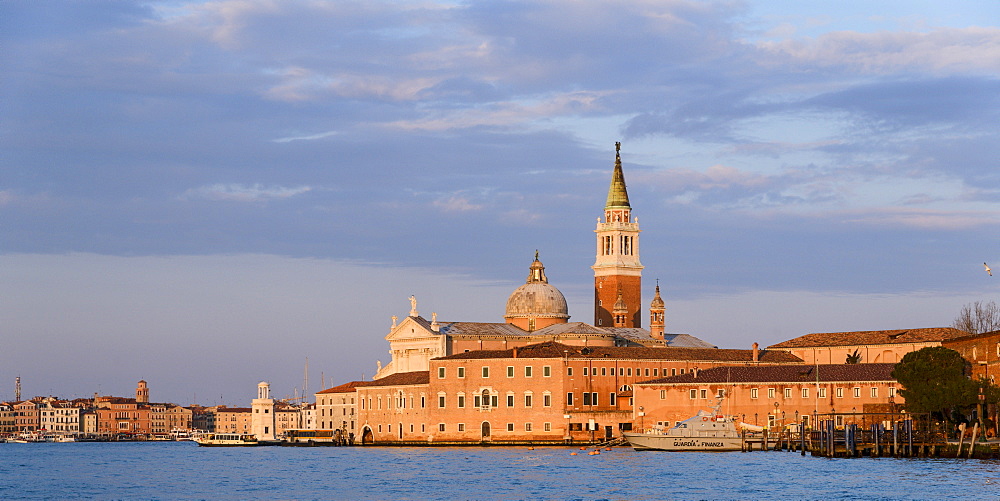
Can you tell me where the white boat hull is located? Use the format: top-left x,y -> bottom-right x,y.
623,433 -> 742,451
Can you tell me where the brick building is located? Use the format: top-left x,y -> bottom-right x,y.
633,363 -> 902,430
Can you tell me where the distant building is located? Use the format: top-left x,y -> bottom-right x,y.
251,382 -> 275,440
214,407 -> 252,433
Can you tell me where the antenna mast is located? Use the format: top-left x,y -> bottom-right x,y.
15,376 -> 21,402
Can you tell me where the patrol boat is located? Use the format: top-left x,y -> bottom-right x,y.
623,398 -> 743,451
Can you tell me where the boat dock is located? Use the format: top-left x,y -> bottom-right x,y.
741,411 -> 1000,459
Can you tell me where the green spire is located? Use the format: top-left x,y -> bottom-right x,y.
605,141 -> 630,208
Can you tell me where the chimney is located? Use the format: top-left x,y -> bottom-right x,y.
752,342 -> 759,363
692,367 -> 698,378
512,347 -> 518,359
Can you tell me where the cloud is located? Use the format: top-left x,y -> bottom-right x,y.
840,207 -> 1000,229
272,130 -> 339,143
433,195 -> 483,212
180,183 -> 313,202
756,27 -> 1000,75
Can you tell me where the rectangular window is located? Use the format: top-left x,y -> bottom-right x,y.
457,423 -> 465,432
653,368 -> 658,377
802,388 -> 809,398
627,368 -> 632,377
457,367 -> 465,378
784,388 -> 791,398
870,387 -> 878,398
491,395 -> 498,407
507,366 -> 515,378
671,368 -> 677,376
751,388 -> 758,399
482,367 -> 490,378
524,394 -> 533,407
601,367 -> 607,376
659,389 -> 666,399
591,392 -> 598,406
525,366 -> 533,377
700,389 -> 707,399
438,396 -> 446,408
543,394 -> 552,407
439,423 -> 445,432
543,366 -> 551,377
819,387 -> 827,398
767,388 -> 775,399
474,395 -> 481,407
421,396 -> 425,408
689,389 -> 697,399
888,387 -> 896,397
680,368 -> 685,374
583,392 -> 591,405
612,392 -> 618,405
853,387 -> 861,398
458,395 -> 466,408
566,392 -> 574,406
836,387 -> 844,398
438,367 -> 445,379
525,423 -> 532,432
717,389 -> 725,398
544,422 -> 551,432
619,368 -> 624,376
507,394 -> 515,407
567,367 -> 574,376
507,423 -> 514,432
644,368 -> 650,377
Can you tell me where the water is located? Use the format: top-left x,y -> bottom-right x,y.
2,442 -> 1000,500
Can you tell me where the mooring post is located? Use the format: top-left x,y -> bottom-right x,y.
969,422 -> 979,459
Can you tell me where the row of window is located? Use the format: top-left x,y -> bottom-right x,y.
437,392 -> 553,409
438,364 -> 691,380
376,422 -> 557,434
437,365 -> 553,379
678,387 -> 897,400
600,235 -> 635,256
569,366 -> 687,378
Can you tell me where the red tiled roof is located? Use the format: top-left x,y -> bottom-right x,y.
216,407 -> 252,413
638,363 -> 897,385
316,381 -> 377,394
435,341 -> 801,363
767,327 -> 968,349
365,371 -> 430,387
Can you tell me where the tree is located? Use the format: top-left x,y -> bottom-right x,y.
952,300 -> 1000,335
845,349 -> 862,364
892,346 -> 977,421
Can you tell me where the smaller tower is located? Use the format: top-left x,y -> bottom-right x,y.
251,381 -> 276,441
136,380 -> 149,403
649,283 -> 665,340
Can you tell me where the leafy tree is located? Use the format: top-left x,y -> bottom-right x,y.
892,346 -> 977,421
846,349 -> 862,364
952,300 -> 1000,335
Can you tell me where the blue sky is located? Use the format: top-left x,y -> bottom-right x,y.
2,0 -> 999,405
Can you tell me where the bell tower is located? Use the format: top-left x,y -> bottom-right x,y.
593,142 -> 643,327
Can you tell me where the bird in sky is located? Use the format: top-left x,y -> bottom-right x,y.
985,262 -> 992,276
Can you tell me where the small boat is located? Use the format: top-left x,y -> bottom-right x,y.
170,428 -> 194,441
194,433 -> 270,447
623,399 -> 743,452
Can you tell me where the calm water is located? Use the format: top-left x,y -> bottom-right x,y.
2,442 -> 1000,500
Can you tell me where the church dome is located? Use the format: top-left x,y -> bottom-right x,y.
504,252 -> 570,330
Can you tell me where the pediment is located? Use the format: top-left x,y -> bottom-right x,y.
385,316 -> 440,341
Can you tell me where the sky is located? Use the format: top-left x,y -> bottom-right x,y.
2,0 -> 999,405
